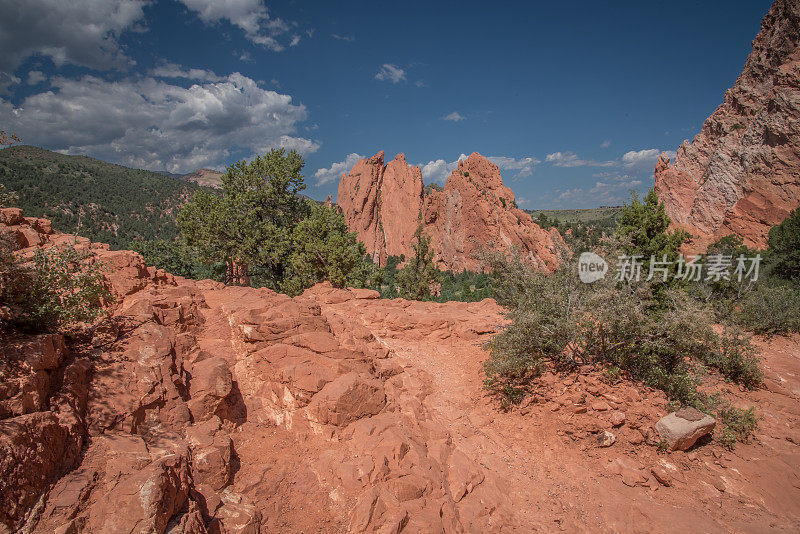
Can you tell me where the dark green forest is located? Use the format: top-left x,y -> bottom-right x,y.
0,145 -> 207,249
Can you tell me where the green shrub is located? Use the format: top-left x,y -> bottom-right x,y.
768,206 -> 800,281
435,269 -> 494,302
395,222 -> 439,300
707,327 -> 762,388
616,188 -> 687,261
1,236 -> 113,333
735,282 -> 800,334
716,405 -> 758,449
131,238 -> 225,281
280,202 -> 380,296
481,245 -> 761,425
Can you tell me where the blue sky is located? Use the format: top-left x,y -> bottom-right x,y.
0,0 -> 772,208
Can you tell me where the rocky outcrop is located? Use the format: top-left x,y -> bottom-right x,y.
180,168 -> 224,188
654,0 -> 800,250
337,151 -> 562,271
3,208 -> 800,531
0,208 -> 515,533
336,152 -> 425,266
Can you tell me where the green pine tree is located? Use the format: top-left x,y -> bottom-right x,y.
395,222 -> 439,300
280,202 -> 379,295
616,188 -> 688,260
177,148 -> 307,286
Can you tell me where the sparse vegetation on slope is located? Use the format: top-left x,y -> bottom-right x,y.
0,145 -> 206,249
484,188 -> 762,446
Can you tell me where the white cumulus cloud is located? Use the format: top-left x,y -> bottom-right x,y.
545,151 -> 617,168
420,154 -> 468,184
442,111 -> 465,122
621,148 -> 676,175
314,153 -> 363,186
26,71 -> 47,85
487,156 -> 540,178
150,62 -> 225,82
0,70 -> 319,173
420,154 -> 538,184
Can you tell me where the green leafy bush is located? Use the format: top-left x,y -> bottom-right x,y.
481,243 -> 761,445
435,269 -> 494,302
690,235 -> 760,320
616,189 -> 688,260
716,404 -> 758,449
0,236 -> 113,333
280,202 -> 380,296
735,282 -> 800,334
131,238 -> 225,281
767,206 -> 800,281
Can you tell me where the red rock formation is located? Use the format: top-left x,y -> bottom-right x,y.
654,0 -> 800,251
425,153 -> 563,272
3,208 -> 800,532
337,151 -> 562,271
337,151 -> 425,266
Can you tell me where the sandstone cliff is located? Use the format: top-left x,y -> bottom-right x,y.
654,0 -> 800,250
337,151 -> 562,271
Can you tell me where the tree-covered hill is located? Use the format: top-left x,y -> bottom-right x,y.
0,145 -> 211,249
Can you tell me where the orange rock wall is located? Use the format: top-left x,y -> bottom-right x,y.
337,151 -> 562,271
654,0 -> 800,251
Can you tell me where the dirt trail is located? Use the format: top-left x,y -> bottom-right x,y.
329,297 -> 800,532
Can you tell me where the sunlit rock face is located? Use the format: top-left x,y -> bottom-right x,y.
337,151 -> 562,272
655,0 -> 800,251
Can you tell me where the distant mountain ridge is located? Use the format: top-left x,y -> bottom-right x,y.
0,145 -> 209,249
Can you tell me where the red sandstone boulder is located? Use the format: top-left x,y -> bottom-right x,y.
188,356 -> 234,422
0,411 -> 82,528
307,372 -> 386,426
0,335 -> 68,418
32,433 -> 194,533
0,207 -> 23,225
185,416 -> 233,491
